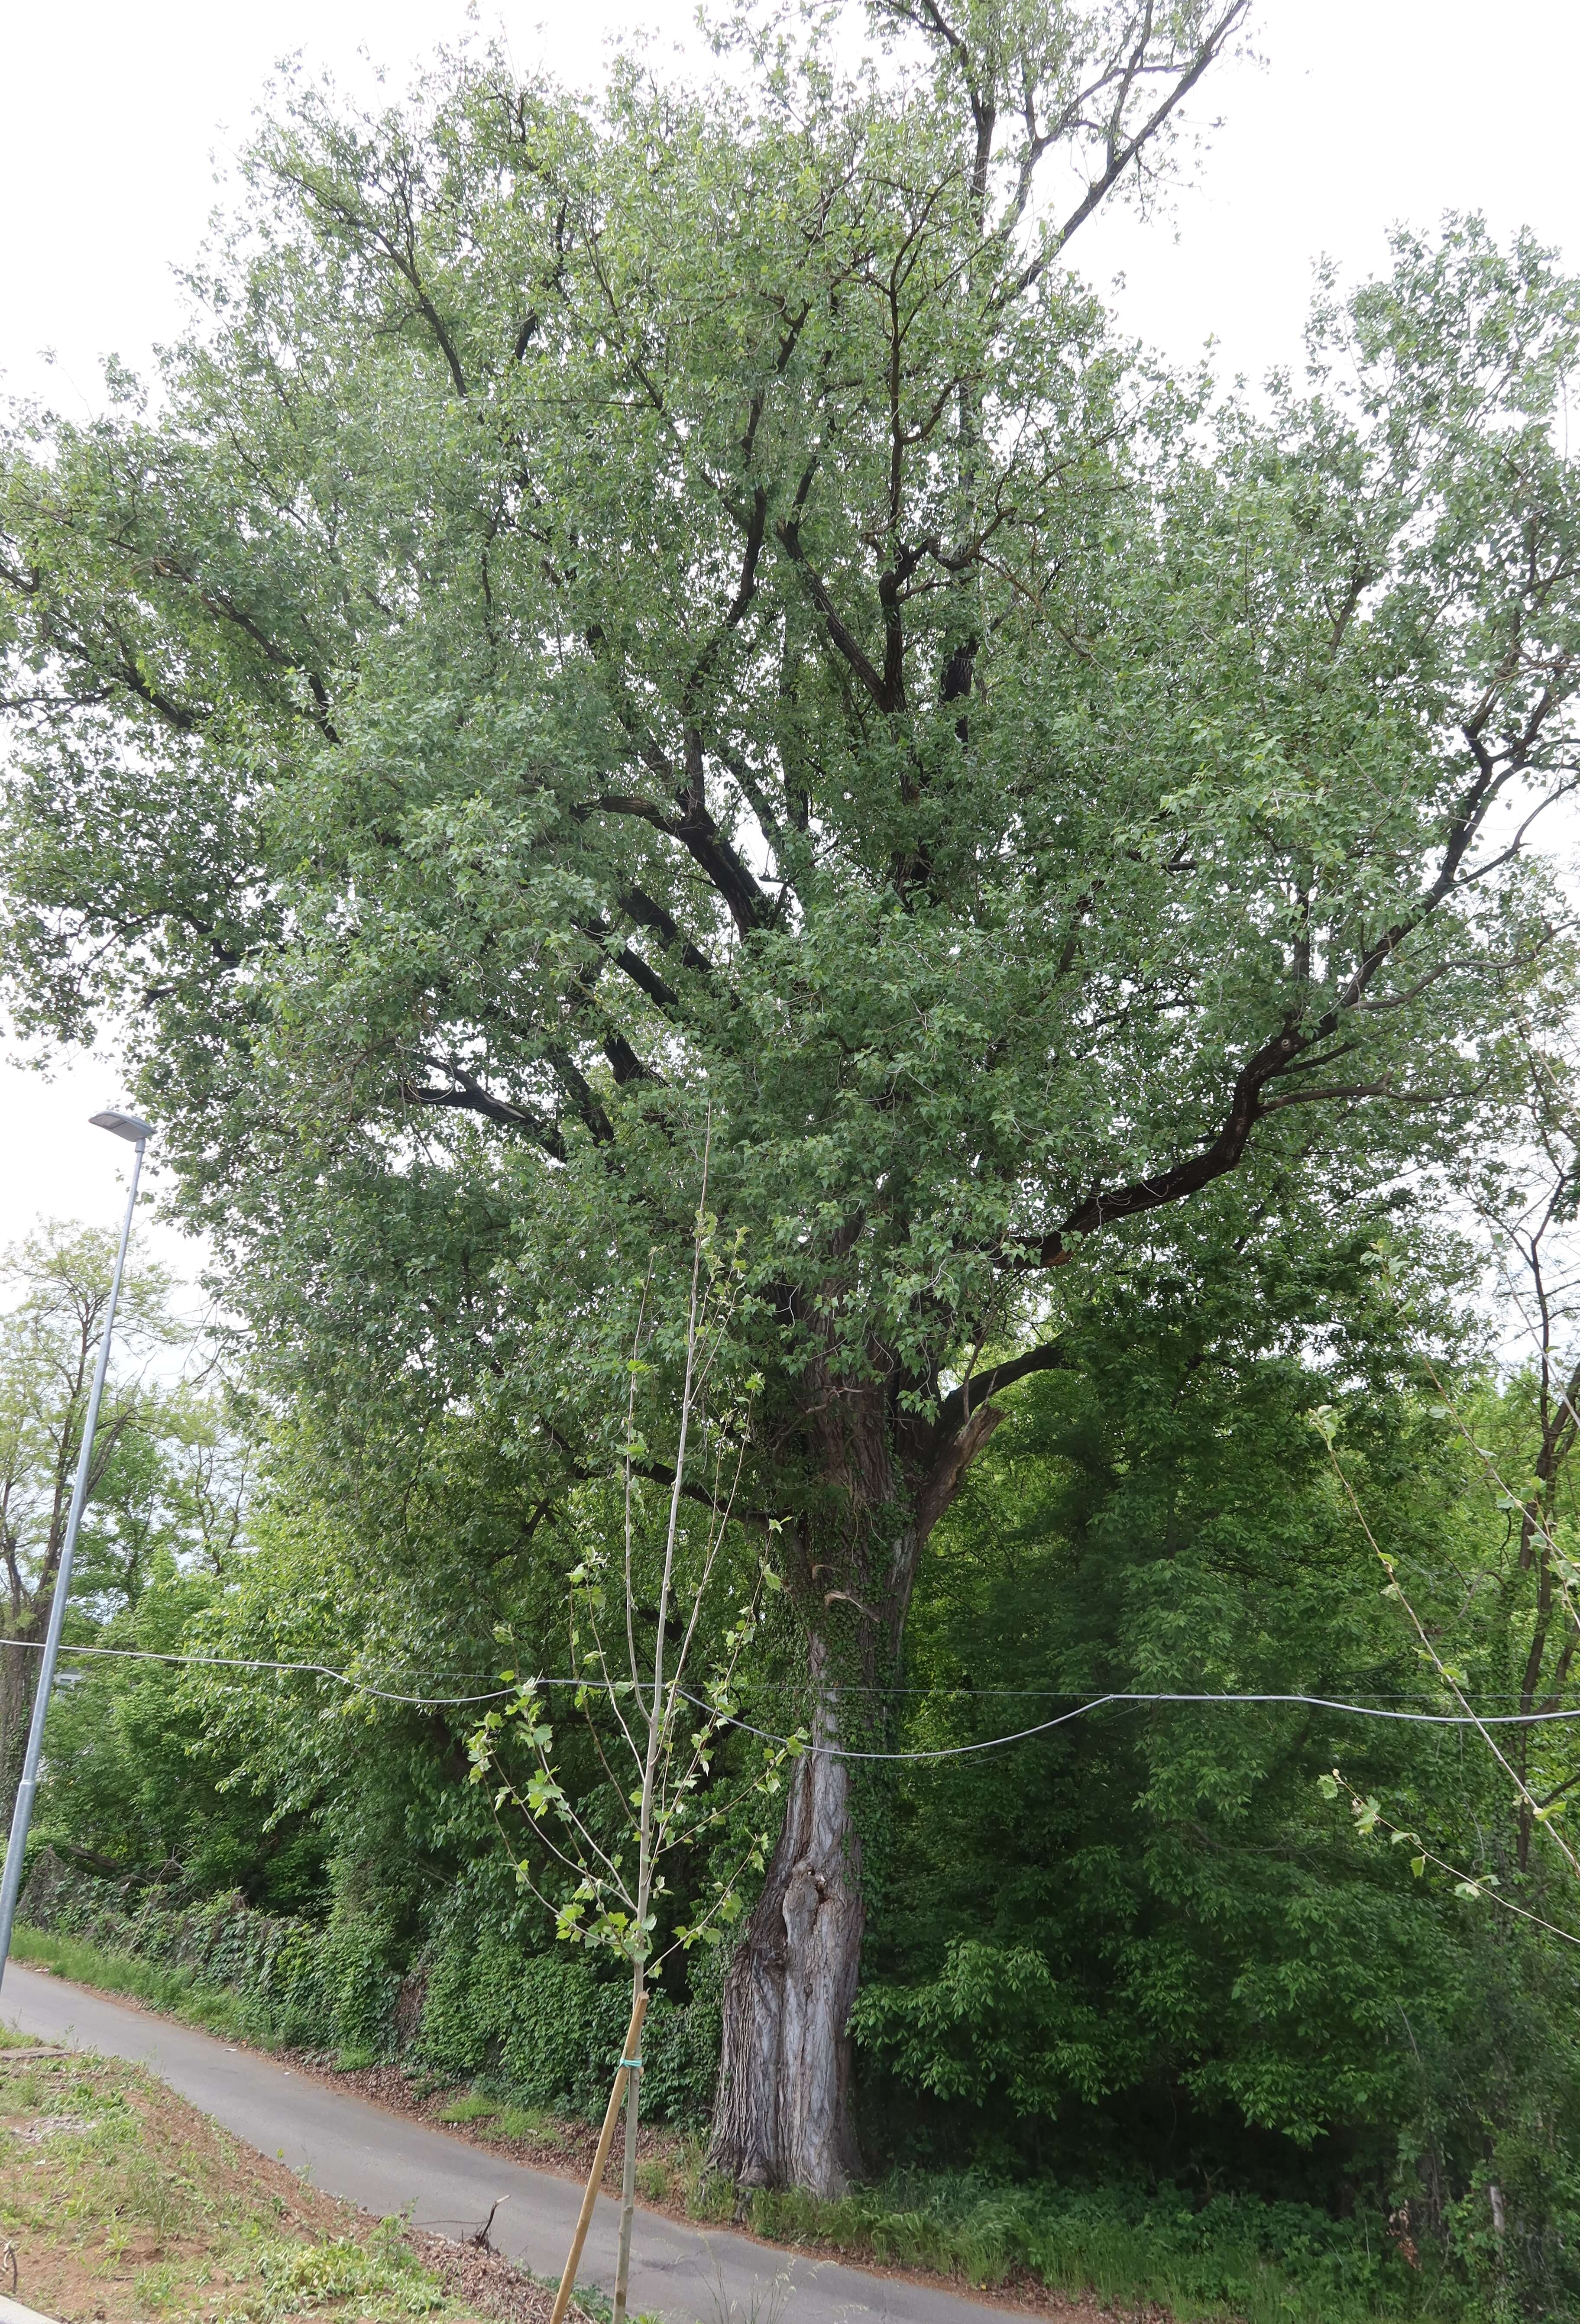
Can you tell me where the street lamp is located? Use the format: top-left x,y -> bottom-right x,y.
0,1109 -> 152,1989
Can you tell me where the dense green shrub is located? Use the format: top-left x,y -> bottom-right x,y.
314,1910 -> 403,2061
19,1847 -> 337,2046
415,1924 -> 718,2121
19,1846 -> 720,2120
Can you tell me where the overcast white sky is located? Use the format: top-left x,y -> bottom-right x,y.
1,0 -> 1576,1278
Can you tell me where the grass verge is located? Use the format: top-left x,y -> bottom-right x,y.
11,1922 -> 287,2049
0,2039 -> 458,2322
0,2033 -> 609,2324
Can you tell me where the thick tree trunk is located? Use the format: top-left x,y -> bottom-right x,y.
709,1636 -> 864,2194
707,1348 -> 1002,2193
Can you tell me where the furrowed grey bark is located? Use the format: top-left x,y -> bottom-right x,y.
709,1638 -> 864,2195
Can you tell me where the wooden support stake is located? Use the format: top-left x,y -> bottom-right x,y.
547,1989 -> 648,2324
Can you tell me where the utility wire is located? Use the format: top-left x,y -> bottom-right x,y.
0,1635 -> 1562,1707
4,1637 -> 518,1709
13,1636 -> 1580,1756
682,1690 -> 1580,1762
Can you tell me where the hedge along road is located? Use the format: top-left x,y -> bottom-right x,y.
2,1964 -> 1022,2324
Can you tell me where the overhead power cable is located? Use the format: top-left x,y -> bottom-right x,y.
678,1691 -> 1580,1762
1,1636 -> 517,1709
10,1636 -> 1580,1758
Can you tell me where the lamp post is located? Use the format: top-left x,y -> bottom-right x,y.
0,1110 -> 152,1989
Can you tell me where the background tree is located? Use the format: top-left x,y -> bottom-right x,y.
0,1218 -> 201,1818
1461,1040 -> 1580,1878
1314,1039 -> 1580,1924
859,1210 -> 1580,2311
3,1 -> 1580,2192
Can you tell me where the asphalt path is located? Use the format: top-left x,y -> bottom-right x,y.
0,1965 -> 1016,2324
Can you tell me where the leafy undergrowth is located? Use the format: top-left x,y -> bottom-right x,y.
745,2177 -> 1467,2324
370,2076 -> 1470,2324
12,1936 -> 1476,2324
0,2029 -> 580,2324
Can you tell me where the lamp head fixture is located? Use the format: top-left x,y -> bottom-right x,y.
90,1110 -> 154,1145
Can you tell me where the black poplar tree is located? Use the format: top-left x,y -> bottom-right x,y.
3,1 -> 1579,2190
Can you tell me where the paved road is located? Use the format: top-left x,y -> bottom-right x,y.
0,1967 -> 1010,2324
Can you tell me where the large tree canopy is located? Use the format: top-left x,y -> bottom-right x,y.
3,0 -> 1580,2191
